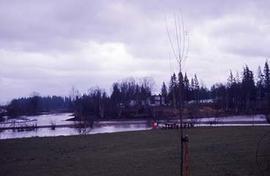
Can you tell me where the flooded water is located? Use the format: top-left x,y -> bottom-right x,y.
0,113 -> 73,126
194,115 -> 267,123
0,113 -> 151,140
0,113 -> 269,140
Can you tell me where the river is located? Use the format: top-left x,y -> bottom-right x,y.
0,113 -> 269,140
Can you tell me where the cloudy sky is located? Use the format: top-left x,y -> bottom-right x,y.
0,0 -> 270,103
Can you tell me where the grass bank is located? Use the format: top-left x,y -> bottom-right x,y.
0,127 -> 269,176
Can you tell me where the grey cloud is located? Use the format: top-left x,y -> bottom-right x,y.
1,0 -> 270,102
208,14 -> 270,58
1,0 -> 260,52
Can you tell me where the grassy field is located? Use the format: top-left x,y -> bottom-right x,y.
0,127 -> 269,176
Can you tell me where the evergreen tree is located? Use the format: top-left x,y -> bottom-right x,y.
256,66 -> 264,100
161,82 -> 168,104
178,72 -> 184,106
227,71 -> 236,110
227,70 -> 235,87
183,73 -> 190,101
111,83 -> 121,104
168,73 -> 177,107
263,61 -> 270,91
263,61 -> 270,111
193,74 -> 200,102
242,66 -> 256,112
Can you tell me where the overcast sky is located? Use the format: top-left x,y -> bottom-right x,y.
0,0 -> 270,103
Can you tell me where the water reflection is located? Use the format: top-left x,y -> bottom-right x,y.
0,113 -> 152,139
0,123 -> 151,139
0,113 -> 269,140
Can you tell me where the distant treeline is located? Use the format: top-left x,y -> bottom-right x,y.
162,72 -> 210,106
162,61 -> 270,114
210,62 -> 270,114
7,95 -> 73,116
5,61 -> 270,118
73,77 -> 154,120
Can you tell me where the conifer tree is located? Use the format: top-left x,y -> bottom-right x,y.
256,66 -> 264,99
161,82 -> 168,104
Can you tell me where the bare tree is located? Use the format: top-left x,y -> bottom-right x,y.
166,12 -> 189,176
70,86 -> 80,101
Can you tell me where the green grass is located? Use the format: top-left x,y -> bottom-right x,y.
0,127 -> 269,176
